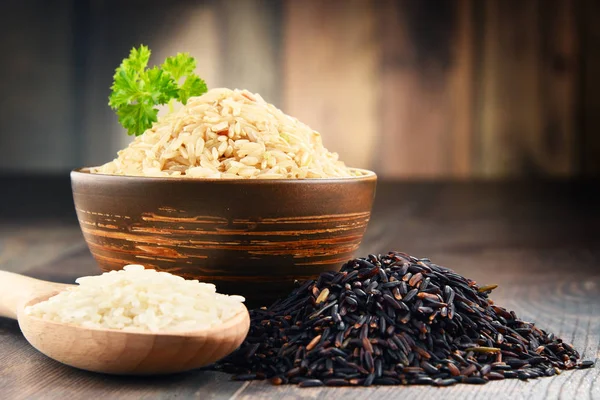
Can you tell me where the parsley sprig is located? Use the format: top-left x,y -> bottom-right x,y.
108,45 -> 207,136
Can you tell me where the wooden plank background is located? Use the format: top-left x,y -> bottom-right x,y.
0,0 -> 597,178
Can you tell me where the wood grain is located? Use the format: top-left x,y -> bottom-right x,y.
581,0 -> 600,175
0,0 -> 76,171
536,0 -> 579,176
1,179 -> 599,398
217,0 -> 282,106
477,0 -> 541,177
377,0 -> 469,178
0,224 -> 85,273
283,0 -> 380,170
476,0 -> 579,177
450,0 -> 475,178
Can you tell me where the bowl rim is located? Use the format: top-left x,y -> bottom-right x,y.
72,167 -> 377,184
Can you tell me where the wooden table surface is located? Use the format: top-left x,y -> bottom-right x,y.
1,177 -> 599,400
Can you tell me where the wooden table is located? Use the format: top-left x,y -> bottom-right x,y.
1,177 -> 599,399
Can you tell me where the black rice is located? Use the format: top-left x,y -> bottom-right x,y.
214,251 -> 593,387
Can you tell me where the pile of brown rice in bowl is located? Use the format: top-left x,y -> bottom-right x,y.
93,88 -> 362,179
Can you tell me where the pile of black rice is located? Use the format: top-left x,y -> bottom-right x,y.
214,251 -> 593,387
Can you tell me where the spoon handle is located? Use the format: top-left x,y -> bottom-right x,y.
0,271 -> 70,319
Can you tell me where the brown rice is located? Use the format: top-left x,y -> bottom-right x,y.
92,88 -> 359,179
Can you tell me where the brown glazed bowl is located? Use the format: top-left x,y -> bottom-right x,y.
70,169 -> 377,307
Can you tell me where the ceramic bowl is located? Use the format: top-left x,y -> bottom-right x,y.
71,169 -> 377,306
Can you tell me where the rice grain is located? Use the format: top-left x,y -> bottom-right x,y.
93,88 -> 362,179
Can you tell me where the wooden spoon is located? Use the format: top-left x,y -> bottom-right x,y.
0,271 -> 250,375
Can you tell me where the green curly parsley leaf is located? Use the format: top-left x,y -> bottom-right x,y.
143,66 -> 179,104
178,75 -> 208,105
108,45 -> 208,136
115,103 -> 158,138
162,53 -> 207,105
162,53 -> 196,81
124,45 -> 151,74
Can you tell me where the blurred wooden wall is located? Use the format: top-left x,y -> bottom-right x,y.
1,0 -> 599,178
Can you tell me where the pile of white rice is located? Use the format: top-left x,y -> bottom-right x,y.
25,265 -> 245,332
92,88 -> 358,179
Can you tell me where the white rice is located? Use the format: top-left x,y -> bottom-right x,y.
92,88 -> 360,179
25,265 -> 245,332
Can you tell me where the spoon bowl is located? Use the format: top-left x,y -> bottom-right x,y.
0,271 -> 250,375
